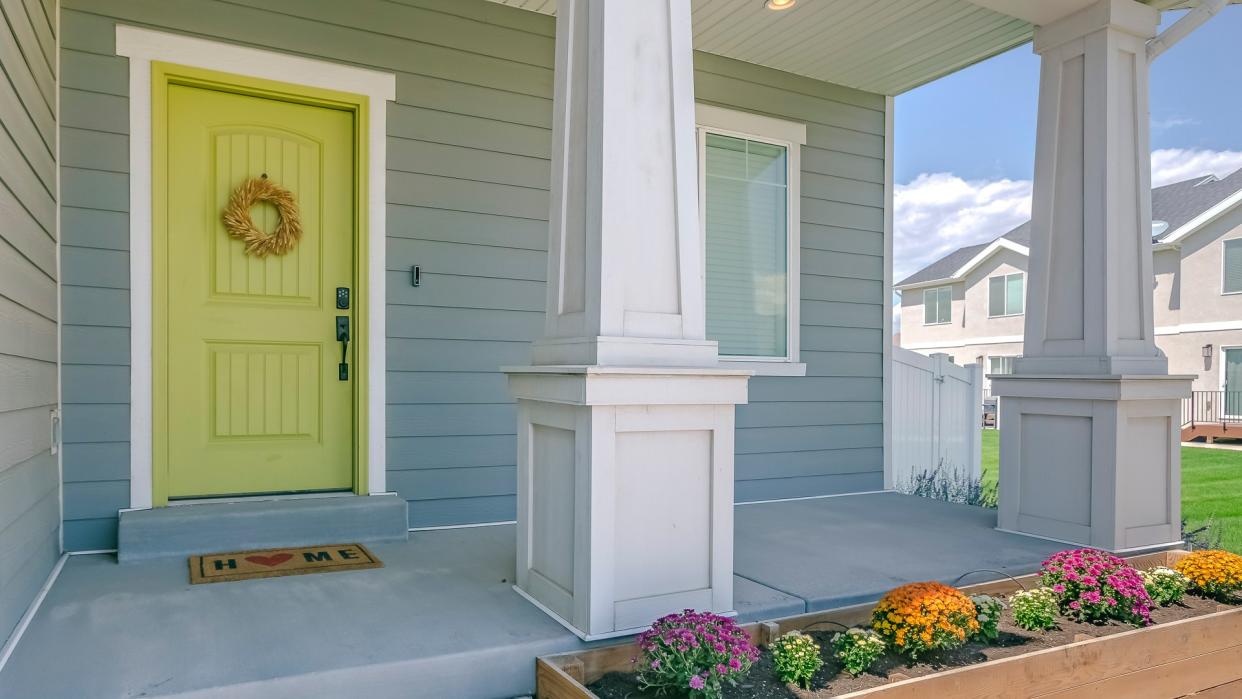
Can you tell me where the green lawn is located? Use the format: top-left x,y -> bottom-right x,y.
980,430 -> 1242,553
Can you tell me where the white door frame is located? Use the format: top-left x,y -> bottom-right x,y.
115,26 -> 396,509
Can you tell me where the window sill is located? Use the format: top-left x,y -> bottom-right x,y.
987,313 -> 1025,318
717,360 -> 808,376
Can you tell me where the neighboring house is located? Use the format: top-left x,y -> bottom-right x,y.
896,170 -> 1242,398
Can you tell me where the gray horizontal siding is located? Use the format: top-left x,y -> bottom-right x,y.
695,51 -> 887,502
59,0 -> 886,544
0,0 -> 59,646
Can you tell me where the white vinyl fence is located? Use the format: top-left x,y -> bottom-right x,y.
889,347 -> 983,490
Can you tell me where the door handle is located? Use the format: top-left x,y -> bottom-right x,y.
336,316 -> 350,381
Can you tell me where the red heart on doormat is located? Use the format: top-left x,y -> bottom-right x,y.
244,553 -> 293,567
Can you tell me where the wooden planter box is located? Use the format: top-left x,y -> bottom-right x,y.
536,550 -> 1242,698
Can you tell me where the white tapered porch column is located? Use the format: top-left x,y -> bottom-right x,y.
503,0 -> 750,640
993,0 -> 1191,552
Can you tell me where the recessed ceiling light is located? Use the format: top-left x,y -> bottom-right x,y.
765,0 -> 796,10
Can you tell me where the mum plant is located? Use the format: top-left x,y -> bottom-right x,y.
1141,566 -> 1190,606
969,594 -> 1004,642
830,628 -> 886,677
1008,588 -> 1059,631
1040,549 -> 1153,626
871,581 -> 979,659
635,610 -> 760,699
770,630 -> 823,689
1174,549 -> 1242,600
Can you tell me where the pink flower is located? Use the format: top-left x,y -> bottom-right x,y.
689,675 -> 706,690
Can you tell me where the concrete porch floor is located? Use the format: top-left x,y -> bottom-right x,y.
0,493 -> 1066,699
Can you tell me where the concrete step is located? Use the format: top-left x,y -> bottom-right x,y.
117,494 -> 408,563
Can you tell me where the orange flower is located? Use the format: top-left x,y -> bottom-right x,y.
1174,550 -> 1242,599
870,582 -> 979,659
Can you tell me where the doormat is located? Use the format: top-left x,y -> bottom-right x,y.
189,543 -> 382,584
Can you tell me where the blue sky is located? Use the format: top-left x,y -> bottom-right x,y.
892,7 -> 1242,282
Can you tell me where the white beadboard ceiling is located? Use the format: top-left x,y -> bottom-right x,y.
488,0 -> 1033,95
485,0 -> 1230,95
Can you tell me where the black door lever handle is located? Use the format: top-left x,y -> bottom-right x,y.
336,316 -> 350,380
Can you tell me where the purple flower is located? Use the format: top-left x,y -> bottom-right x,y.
689,675 -> 705,690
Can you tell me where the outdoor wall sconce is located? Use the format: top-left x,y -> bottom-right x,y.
1203,344 -> 1213,359
765,0 -> 796,10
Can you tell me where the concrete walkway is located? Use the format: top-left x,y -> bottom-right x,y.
0,493 -> 1065,699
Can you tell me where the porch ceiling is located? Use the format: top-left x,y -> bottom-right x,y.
487,0 -> 1237,96
491,0 -> 1032,95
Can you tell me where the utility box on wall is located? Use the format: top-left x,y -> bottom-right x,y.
505,366 -> 750,640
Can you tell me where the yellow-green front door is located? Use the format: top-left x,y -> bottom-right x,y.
161,81 -> 356,498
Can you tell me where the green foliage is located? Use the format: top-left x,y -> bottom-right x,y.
1140,566 -> 1190,606
1009,587 -> 1059,632
969,594 -> 1004,642
830,628 -> 886,677
900,460 -> 993,508
769,631 -> 823,689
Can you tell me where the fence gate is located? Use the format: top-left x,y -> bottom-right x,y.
889,347 -> 983,490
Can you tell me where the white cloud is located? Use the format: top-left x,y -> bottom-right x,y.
1151,116 -> 1198,131
894,148 -> 1242,283
894,173 -> 1031,283
1151,148 -> 1242,187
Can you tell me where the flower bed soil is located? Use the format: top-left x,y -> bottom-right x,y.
588,594 -> 1237,699
537,552 -> 1242,699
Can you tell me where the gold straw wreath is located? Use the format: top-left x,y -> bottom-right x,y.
221,176 -> 303,257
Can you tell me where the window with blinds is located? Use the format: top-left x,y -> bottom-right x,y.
988,272 -> 1024,316
924,286 -> 952,325
703,133 -> 789,358
1225,239 -> 1242,294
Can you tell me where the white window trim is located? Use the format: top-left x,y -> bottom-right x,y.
1222,238 -> 1242,296
923,286 -> 952,325
987,272 -> 1025,318
696,104 -> 807,376
115,26 -> 396,508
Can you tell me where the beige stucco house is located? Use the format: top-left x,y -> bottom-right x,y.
897,169 -> 1242,402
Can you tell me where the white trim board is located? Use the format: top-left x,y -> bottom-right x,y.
882,95 -> 895,490
0,554 -> 67,673
1155,320 -> 1242,336
115,26 -> 396,508
903,335 -> 1026,351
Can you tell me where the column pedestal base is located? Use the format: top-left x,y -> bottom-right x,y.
503,365 -> 751,640
991,374 -> 1191,552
